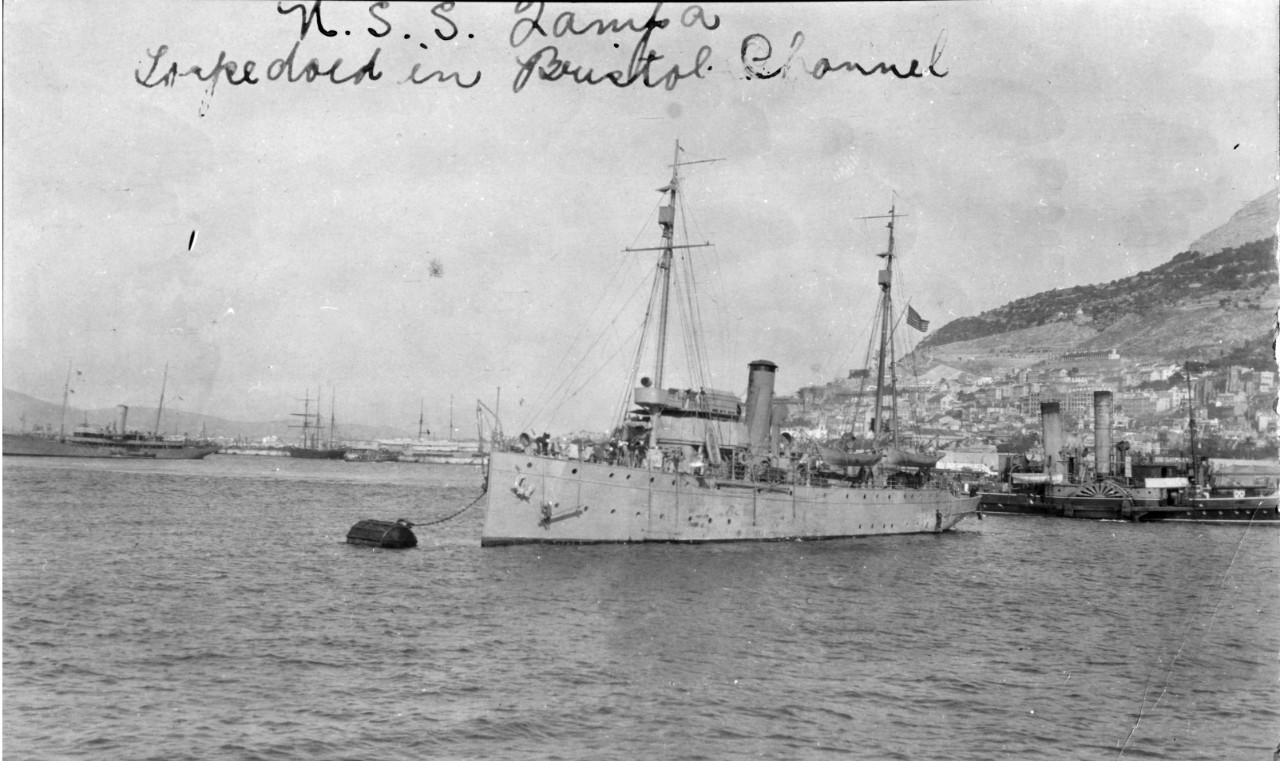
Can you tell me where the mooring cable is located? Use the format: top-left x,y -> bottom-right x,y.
413,487 -> 488,528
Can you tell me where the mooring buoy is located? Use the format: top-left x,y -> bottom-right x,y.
346,518 -> 418,549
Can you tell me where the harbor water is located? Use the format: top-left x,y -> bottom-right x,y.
4,456 -> 1278,760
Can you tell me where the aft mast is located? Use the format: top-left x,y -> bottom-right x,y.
865,206 -> 903,449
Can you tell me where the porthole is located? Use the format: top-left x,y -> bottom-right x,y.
609,473 -> 614,478
571,468 -> 578,474
527,462 -> 533,468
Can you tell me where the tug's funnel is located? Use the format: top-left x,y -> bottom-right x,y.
1094,391 -> 1114,477
1040,402 -> 1064,478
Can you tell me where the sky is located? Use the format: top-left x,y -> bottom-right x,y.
3,1 -> 1277,437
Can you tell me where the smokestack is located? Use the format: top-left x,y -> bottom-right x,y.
744,360 -> 777,457
1094,391 -> 1113,477
1040,402 -> 1064,478
116,404 -> 129,433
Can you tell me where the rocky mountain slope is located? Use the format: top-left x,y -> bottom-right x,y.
919,189 -> 1278,366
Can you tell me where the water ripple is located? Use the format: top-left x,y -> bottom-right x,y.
4,459 -> 1278,760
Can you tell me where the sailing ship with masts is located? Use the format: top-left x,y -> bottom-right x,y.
480,143 -> 980,545
286,388 -> 348,459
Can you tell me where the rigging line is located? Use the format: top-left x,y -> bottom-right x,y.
520,290 -> 647,434
675,250 -> 706,389
612,330 -> 647,434
521,191 -> 667,431
886,300 -> 925,440
677,252 -> 710,390
518,241 -> 646,429
516,269 -> 653,433
1114,518 -> 1260,759
669,267 -> 702,393
677,192 -> 714,389
676,191 -> 727,371
612,271 -> 663,432
846,298 -> 880,440
552,319 -> 647,420
662,216 -> 709,397
837,288 -> 882,439
826,299 -> 876,395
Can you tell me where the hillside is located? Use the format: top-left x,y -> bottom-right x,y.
1189,190 -> 1278,254
920,189 -> 1279,362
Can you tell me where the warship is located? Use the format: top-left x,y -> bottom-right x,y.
480,143 -> 980,545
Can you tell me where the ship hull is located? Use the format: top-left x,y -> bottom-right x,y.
978,492 -> 1052,517
1136,494 -> 1280,524
399,452 -> 487,465
980,485 -> 1280,524
285,447 -> 348,460
481,450 -> 980,546
3,433 -> 220,460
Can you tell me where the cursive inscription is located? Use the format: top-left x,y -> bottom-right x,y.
132,2 -> 954,98
509,2 -> 716,93
135,42 -> 383,89
741,29 -> 949,81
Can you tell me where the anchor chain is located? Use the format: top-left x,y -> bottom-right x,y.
414,477 -> 489,527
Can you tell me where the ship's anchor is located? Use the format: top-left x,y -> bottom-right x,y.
511,472 -> 535,501
539,500 -> 586,529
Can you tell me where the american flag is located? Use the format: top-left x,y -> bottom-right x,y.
907,306 -> 929,332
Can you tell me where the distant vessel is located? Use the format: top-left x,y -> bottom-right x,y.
1142,458 -> 1280,523
2,365 -> 219,460
979,393 -> 1279,523
3,420 -> 221,459
286,389 -> 347,460
480,143 -> 980,545
345,400 -> 486,464
400,439 -> 486,465
343,446 -> 401,463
